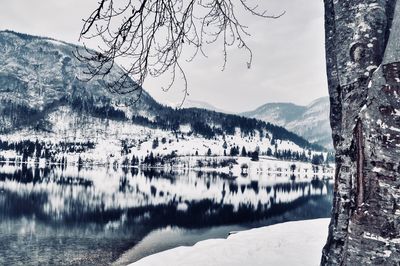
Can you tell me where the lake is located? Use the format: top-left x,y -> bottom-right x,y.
0,163 -> 333,265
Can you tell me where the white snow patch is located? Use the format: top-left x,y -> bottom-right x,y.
390,126 -> 400,132
47,39 -> 66,47
130,219 -> 330,266
363,232 -> 400,245
177,202 -> 189,212
360,104 -> 367,112
372,167 -> 384,173
377,119 -> 388,129
383,250 -> 392,258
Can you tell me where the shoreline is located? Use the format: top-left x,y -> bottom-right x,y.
0,155 -> 335,179
129,218 -> 330,266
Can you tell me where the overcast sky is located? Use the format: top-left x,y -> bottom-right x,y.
0,0 -> 327,113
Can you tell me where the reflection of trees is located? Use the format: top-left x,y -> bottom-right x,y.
229,183 -> 238,194
0,166 -> 333,231
250,181 -> 259,194
311,178 -> 324,191
0,169 -> 93,187
141,169 -> 175,181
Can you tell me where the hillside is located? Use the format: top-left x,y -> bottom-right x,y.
0,30 -> 160,132
241,97 -> 333,149
180,99 -> 229,113
0,30 -> 325,166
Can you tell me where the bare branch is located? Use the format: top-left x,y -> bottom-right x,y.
78,0 -> 283,103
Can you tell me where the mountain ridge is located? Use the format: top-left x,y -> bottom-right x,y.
0,30 -> 326,166
241,97 -> 333,149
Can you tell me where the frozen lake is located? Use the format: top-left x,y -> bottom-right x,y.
0,163 -> 333,265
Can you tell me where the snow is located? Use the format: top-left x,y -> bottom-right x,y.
241,97 -> 333,149
130,219 -> 330,266
46,39 -> 66,47
0,105 -> 329,168
372,166 -> 384,173
389,126 -> 400,132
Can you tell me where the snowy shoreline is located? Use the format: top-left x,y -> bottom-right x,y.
129,218 -> 330,266
0,155 -> 334,179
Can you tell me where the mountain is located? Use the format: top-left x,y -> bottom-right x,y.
241,103 -> 307,126
164,99 -> 229,113
181,99 -> 228,113
0,30 -> 326,166
241,97 -> 333,149
0,30 -> 160,132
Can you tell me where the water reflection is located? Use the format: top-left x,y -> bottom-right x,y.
0,164 -> 333,265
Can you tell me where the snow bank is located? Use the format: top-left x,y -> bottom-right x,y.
130,219 -> 330,266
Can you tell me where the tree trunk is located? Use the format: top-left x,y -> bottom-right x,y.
321,0 -> 400,265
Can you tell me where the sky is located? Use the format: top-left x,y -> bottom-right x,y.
0,0 -> 327,113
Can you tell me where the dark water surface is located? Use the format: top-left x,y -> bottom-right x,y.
0,164 -> 333,265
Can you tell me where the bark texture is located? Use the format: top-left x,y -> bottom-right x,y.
322,0 -> 400,265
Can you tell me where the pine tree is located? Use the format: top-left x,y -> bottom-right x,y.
222,141 -> 228,149
152,138 -> 159,149
251,151 -> 259,161
241,146 -> 247,157
230,146 -> 239,156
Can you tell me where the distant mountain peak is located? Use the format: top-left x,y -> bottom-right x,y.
241,97 -> 332,149
182,99 -> 229,113
306,96 -> 329,108
241,102 -> 306,126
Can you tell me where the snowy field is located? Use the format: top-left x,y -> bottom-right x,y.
130,219 -> 330,266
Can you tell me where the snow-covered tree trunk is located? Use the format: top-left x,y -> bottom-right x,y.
321,0 -> 400,264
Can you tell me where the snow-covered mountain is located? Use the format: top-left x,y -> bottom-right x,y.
241,97 -> 333,149
0,30 -> 325,165
164,99 -> 229,113
181,99 -> 229,113
0,30 -> 159,132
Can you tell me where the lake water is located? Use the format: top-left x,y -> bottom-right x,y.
0,163 -> 333,265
